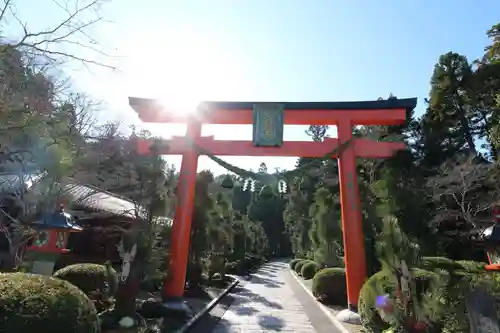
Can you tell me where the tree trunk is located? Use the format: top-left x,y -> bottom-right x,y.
115,272 -> 141,318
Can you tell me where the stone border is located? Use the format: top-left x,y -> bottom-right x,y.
289,270 -> 350,333
175,276 -> 240,333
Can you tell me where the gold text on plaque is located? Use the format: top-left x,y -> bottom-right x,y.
263,114 -> 273,139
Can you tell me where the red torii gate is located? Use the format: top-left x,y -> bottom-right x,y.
129,97 -> 417,310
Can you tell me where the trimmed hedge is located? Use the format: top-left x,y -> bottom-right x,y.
440,270 -> 500,332
0,272 -> 99,333
358,266 -> 500,333
289,258 -> 303,270
456,260 -> 486,273
294,260 -> 311,275
358,268 -> 438,333
301,261 -> 321,280
53,263 -> 118,296
311,267 -> 347,305
420,256 -> 463,271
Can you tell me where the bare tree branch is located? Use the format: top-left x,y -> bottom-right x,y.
427,156 -> 500,232
1,0 -> 117,70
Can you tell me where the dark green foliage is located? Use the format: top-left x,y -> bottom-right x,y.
220,175 -> 234,189
358,269 -> 439,333
300,261 -> 321,280
420,256 -> 464,272
289,258 -> 304,270
456,260 -> 486,272
0,273 -> 99,333
53,263 -> 118,296
226,255 -> 267,276
311,267 -> 347,305
294,260 -> 311,275
308,187 -> 343,267
258,185 -> 274,198
358,272 -> 390,333
440,271 -> 500,332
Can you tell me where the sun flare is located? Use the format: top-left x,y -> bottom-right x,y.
159,96 -> 202,116
122,28 -> 245,127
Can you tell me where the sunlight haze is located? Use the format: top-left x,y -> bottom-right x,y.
18,0 -> 500,174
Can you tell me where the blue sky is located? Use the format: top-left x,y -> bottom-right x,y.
10,0 -> 500,174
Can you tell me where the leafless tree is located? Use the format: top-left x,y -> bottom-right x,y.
427,156 -> 500,233
1,0 -> 117,70
0,206 -> 37,270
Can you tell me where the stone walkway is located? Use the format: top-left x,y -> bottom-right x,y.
212,260 -> 341,333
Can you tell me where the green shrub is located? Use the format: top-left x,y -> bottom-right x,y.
456,260 -> 486,272
53,263 -> 118,296
440,270 -> 500,332
0,272 -> 99,333
358,268 -> 499,333
311,267 -> 347,305
420,256 -> 463,271
301,261 -> 321,280
358,269 -> 439,333
294,260 -> 311,275
289,258 -> 303,270
241,255 -> 266,274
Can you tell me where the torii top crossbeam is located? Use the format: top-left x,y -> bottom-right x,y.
129,97 -> 416,125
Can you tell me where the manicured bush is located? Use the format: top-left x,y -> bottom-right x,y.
0,272 -> 99,333
440,270 -> 500,332
289,258 -> 303,270
294,260 -> 311,275
53,263 -> 118,296
420,256 -> 463,271
224,256 -> 267,276
358,267 -> 498,333
311,267 -> 347,305
358,268 -> 439,333
456,260 -> 486,272
301,261 -> 321,280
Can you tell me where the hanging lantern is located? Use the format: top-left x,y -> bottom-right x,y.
220,176 -> 234,189
250,179 -> 256,192
278,180 -> 287,194
242,178 -> 251,191
243,178 -> 256,192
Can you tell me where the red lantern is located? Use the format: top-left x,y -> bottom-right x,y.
493,205 -> 500,223
483,205 -> 500,271
27,205 -> 82,254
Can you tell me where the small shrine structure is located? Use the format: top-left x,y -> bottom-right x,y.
25,205 -> 82,275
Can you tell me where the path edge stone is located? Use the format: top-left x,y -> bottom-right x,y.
175,276 -> 240,333
289,270 -> 351,333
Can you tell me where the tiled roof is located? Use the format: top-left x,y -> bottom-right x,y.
62,183 -> 143,218
0,173 -> 45,192
0,173 -> 143,218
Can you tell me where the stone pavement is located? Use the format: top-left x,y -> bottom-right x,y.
212,260 -> 341,333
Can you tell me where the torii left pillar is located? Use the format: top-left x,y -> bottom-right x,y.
166,116 -> 201,298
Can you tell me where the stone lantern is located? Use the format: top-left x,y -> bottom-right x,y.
25,205 -> 82,275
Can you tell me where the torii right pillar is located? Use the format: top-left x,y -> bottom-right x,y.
333,98 -> 416,316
